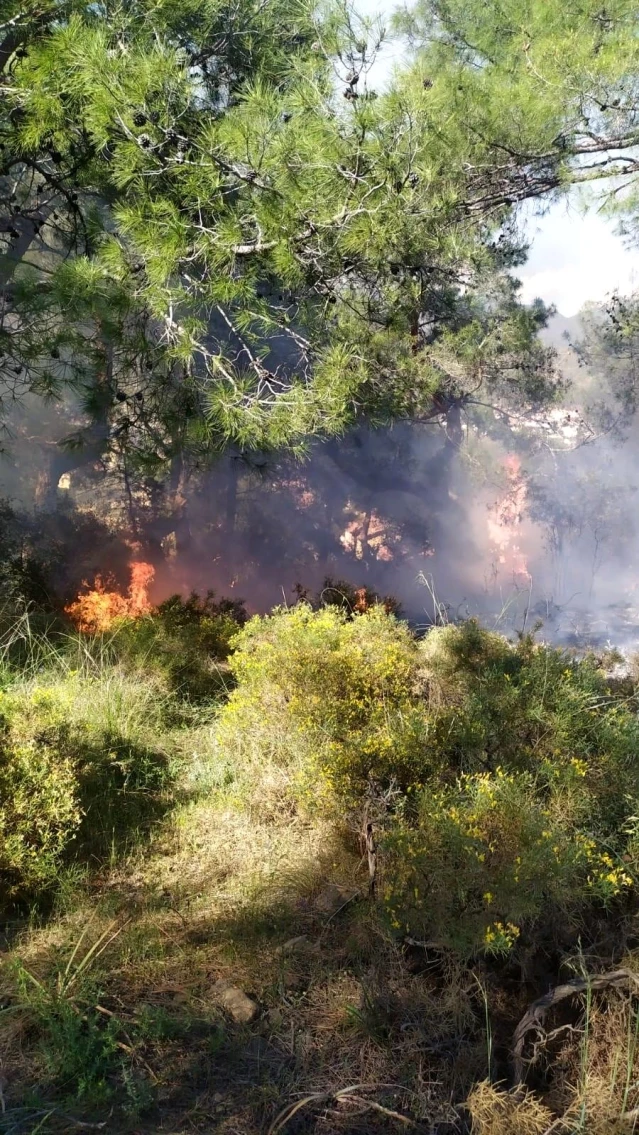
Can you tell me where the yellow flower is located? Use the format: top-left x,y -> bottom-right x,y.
483,891 -> 494,904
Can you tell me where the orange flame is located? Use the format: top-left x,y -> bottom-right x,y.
339,509 -> 397,562
65,562 -> 155,633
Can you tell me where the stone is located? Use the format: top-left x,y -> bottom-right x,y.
277,935 -> 321,957
314,883 -> 359,914
212,979 -> 259,1023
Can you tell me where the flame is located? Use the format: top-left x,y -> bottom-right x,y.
354,587 -> 369,612
339,508 -> 397,562
486,455 -> 531,582
65,561 -> 155,633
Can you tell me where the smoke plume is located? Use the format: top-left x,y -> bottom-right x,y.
3,315 -> 639,651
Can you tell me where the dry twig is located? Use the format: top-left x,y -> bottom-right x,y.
267,1083 -> 431,1135
512,968 -> 639,1085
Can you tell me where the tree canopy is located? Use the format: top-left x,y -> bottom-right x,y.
2,0 -> 639,474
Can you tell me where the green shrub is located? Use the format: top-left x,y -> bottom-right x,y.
0,692 -> 80,896
107,591 -> 246,701
419,623 -> 639,826
0,668 -> 178,907
382,767 -> 633,956
217,603 -> 425,805
31,993 -> 121,1104
219,613 -> 639,956
12,932 -> 135,1108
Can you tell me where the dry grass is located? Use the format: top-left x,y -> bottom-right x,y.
2,658 -> 639,1134
547,993 -> 639,1134
0,788 -> 487,1133
465,985 -> 639,1135
466,1081 -> 554,1135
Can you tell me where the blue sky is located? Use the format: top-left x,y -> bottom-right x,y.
358,0 -> 639,316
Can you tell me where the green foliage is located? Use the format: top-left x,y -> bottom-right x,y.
6,596 -> 639,1128
0,693 -> 80,896
9,916 -> 223,1116
383,767 -> 631,956
220,611 -> 639,955
218,603 -> 424,804
24,989 -> 122,1105
419,622 -> 639,826
398,0 -> 639,196
0,663 -> 178,908
1,0 -> 599,470
109,591 -> 247,700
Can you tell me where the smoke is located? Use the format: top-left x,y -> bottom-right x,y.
3,321 -> 639,651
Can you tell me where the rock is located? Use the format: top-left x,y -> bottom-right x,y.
277,935 -> 321,957
314,883 -> 359,914
212,979 -> 259,1023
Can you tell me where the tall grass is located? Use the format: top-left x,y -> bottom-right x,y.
0,608 -> 227,913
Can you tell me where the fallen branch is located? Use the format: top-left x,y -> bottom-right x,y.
267,1083 -> 431,1135
513,968 -> 639,1085
404,936 -> 447,952
343,1094 -> 425,1126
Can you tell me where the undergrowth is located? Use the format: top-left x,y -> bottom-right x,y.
2,601 -> 639,1133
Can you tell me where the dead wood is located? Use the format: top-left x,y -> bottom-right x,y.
512,967 -> 639,1085
267,1083 -> 433,1135
366,821 -> 377,898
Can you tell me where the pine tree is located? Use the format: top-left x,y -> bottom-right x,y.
1,0 -> 637,476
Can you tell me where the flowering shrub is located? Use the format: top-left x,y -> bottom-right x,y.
218,603 -> 426,804
219,612 -> 639,955
419,623 -> 639,796
382,768 -> 633,956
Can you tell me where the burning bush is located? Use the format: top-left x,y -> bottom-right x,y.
294,576 -> 400,616
64,562 -> 155,633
